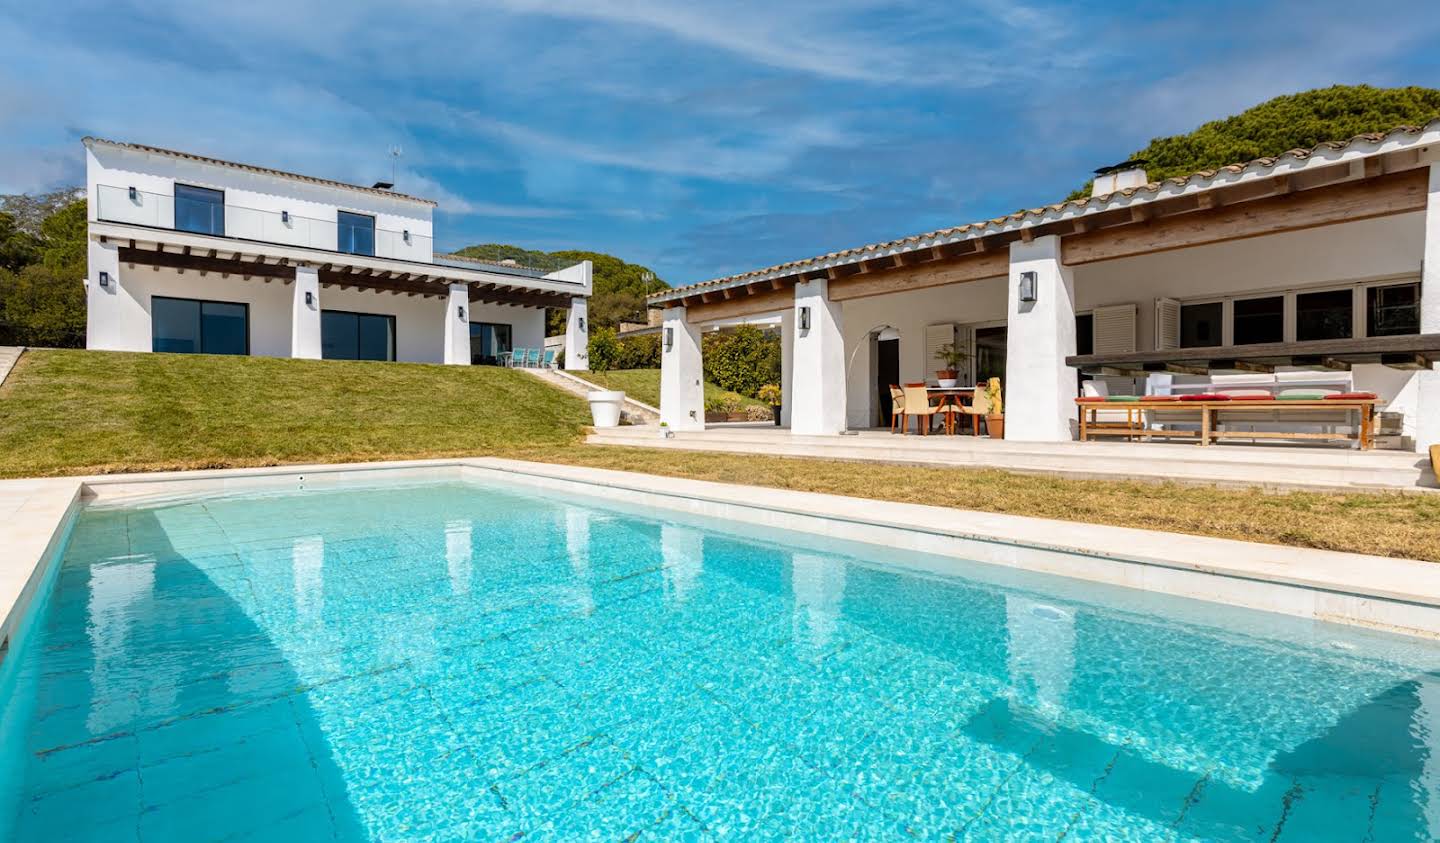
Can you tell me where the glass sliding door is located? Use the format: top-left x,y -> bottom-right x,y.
174,184 -> 225,236
469,322 -> 512,365
322,310 -> 395,361
974,326 -> 1006,385
152,296 -> 248,355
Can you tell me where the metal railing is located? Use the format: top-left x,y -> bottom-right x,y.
94,184 -> 434,261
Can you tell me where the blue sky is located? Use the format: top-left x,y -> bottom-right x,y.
2,1 -> 1438,286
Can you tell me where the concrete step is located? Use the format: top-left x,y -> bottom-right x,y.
0,346 -> 24,388
517,367 -> 660,423
588,424 -> 1435,492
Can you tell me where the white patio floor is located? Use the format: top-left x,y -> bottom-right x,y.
587,423 -> 1437,492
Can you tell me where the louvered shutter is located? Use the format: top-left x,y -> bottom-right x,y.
1155,298 -> 1180,350
1092,304 -> 1137,354
925,323 -> 956,374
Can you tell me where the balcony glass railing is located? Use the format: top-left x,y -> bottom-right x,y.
94,184 -> 434,262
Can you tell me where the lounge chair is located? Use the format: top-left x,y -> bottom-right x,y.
542,349 -> 556,369
902,384 -> 941,435
526,348 -> 542,367
888,385 -> 906,432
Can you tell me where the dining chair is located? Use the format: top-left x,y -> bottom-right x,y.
901,385 -> 941,435
888,385 -> 906,433
962,389 -> 992,435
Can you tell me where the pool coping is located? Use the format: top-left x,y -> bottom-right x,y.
2,457 -> 1439,652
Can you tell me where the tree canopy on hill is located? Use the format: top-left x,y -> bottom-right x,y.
0,196 -> 87,346
452,243 -> 668,332
1069,84 -> 1440,199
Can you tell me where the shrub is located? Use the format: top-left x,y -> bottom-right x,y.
615,333 -> 660,369
705,391 -> 746,413
744,404 -> 773,422
702,326 -> 780,398
587,327 -> 621,371
757,384 -> 782,405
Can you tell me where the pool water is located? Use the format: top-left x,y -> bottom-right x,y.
3,481 -> 1440,841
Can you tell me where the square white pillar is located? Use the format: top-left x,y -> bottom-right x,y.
660,306 -> 705,431
1416,163 -> 1440,453
291,265 -> 321,359
564,297 -> 589,370
790,278 -> 846,436
85,239 -> 142,351
1006,235 -> 1077,442
780,309 -> 795,427
444,284 -> 471,365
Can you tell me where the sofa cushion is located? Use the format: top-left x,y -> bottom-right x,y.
1179,393 -> 1231,402
1139,395 -> 1181,402
1323,392 -> 1379,400
1226,394 -> 1276,401
1277,392 -> 1328,400
1075,396 -> 1106,403
1105,395 -> 1141,402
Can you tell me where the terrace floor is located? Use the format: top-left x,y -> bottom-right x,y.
587,423 -> 1437,492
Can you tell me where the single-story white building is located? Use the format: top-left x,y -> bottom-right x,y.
650,123 -> 1440,455
82,138 -> 590,368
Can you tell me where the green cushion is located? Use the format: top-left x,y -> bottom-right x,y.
1277,392 -> 1327,400
1104,395 -> 1141,403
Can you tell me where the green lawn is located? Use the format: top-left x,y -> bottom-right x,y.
567,368 -> 765,410
3,350 -> 1438,561
0,349 -> 591,477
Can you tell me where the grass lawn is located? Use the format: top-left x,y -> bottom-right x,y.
3,349 -> 1438,561
568,368 -> 765,410
0,349 -> 591,477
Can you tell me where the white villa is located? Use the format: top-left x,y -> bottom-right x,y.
82,138 -> 590,368
650,123 -> 1440,457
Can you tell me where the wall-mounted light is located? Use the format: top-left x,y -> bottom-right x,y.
1018,271 -> 1038,304
578,316 -> 585,332
457,305 -> 466,321
282,210 -> 290,224
305,291 -> 314,307
799,306 -> 812,331
403,230 -> 411,244
98,271 -> 111,289
128,186 -> 137,201
664,327 -> 674,351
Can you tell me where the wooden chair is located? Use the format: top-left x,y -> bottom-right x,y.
935,394 -> 964,434
888,385 -> 906,433
902,385 -> 941,435
962,389 -> 992,435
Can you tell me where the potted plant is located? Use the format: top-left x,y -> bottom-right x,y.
659,421 -> 673,439
757,384 -> 783,426
984,377 -> 1004,439
934,342 -> 970,388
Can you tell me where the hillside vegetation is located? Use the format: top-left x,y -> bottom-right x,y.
0,349 -> 590,477
1070,84 -> 1440,198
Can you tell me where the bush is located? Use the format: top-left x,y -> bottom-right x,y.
702,326 -> 780,398
757,384 -> 782,405
615,333 -> 660,369
705,391 -> 746,413
744,404 -> 773,422
587,327 -> 621,371
0,263 -> 84,347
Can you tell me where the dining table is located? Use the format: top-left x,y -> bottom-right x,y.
901,385 -> 977,434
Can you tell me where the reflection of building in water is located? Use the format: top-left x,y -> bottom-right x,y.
660,524 -> 703,607
1005,595 -> 1075,712
1418,675 -> 1440,838
565,508 -> 594,616
445,520 -> 472,597
292,536 -> 325,627
87,557 -> 167,733
791,553 -> 846,650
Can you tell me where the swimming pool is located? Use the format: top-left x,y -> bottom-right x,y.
2,479 -> 1439,841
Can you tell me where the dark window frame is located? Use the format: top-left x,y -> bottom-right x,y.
469,321 -> 513,365
1074,313 -> 1094,357
1366,282 -> 1421,338
1179,300 -> 1224,348
1295,287 -> 1355,342
151,295 -> 250,355
337,210 -> 377,257
173,183 -> 226,237
1231,294 -> 1285,346
320,309 -> 396,361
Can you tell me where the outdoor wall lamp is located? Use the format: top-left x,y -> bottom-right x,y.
664,327 -> 674,351
457,306 -> 466,321
128,186 -> 137,201
578,316 -> 585,332
403,230 -> 411,244
305,291 -> 314,307
282,210 -> 290,224
98,271 -> 111,289
1018,271 -> 1038,304
799,306 -> 812,331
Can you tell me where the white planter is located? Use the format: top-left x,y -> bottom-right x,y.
587,390 -> 625,428
937,378 -> 958,388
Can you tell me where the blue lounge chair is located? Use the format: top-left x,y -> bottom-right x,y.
542,350 -> 556,369
508,348 -> 527,367
526,348 -> 542,367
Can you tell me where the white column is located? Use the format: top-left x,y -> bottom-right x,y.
780,309 -> 795,428
660,524 -> 704,606
660,306 -> 705,431
1006,235 -> 1077,442
1415,163 -> 1440,453
291,265 -> 321,359
790,278 -> 846,435
85,239 -> 142,351
444,283 -> 471,365
564,296 -> 589,370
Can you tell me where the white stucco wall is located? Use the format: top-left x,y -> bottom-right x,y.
86,143 -> 434,263
468,301 -> 546,353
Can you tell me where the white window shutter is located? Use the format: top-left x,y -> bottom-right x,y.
1155,298 -> 1180,350
1092,304 -> 1137,354
925,323 -> 956,374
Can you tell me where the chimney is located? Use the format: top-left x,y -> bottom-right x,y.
1091,159 -> 1148,198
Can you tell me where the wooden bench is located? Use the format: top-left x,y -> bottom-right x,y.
1076,398 -> 1380,449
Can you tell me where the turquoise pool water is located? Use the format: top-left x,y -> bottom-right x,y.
3,481 -> 1440,841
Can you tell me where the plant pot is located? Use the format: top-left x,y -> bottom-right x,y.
986,414 -> 1004,439
587,390 -> 625,428
771,405 -> 783,426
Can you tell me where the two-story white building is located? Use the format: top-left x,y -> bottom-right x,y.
83,138 -> 590,368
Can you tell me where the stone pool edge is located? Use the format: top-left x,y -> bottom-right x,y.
1,457 -> 1438,651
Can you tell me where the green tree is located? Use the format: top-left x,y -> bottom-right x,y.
702,326 -> 781,398
0,212 -> 39,273
0,263 -> 85,346
39,200 -> 87,274
587,326 -> 622,371
1070,85 -> 1440,199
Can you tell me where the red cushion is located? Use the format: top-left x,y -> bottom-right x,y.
1179,393 -> 1231,402
1075,396 -> 1106,403
1226,394 -> 1275,401
1323,392 -> 1378,400
1139,395 -> 1181,402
